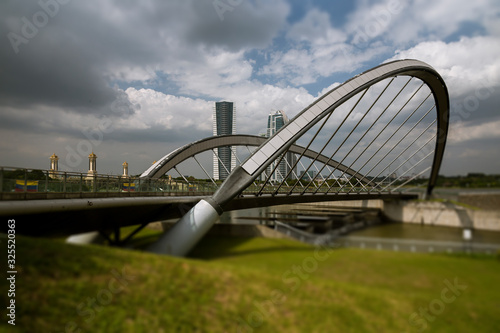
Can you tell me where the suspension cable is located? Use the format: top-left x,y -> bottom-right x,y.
331,77 -> 413,193
344,81 -> 426,190
349,95 -> 434,191
288,87 -> 371,195
317,78 -> 396,194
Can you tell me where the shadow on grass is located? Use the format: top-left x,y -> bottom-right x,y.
188,236 -> 324,260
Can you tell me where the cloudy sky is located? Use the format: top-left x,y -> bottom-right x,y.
0,0 -> 499,176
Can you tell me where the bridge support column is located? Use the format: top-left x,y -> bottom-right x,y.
147,199 -> 220,256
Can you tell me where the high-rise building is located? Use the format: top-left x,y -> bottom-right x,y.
213,101 -> 236,180
265,110 -> 296,182
267,110 -> 288,137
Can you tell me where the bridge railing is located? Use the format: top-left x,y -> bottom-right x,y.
0,167 -> 219,195
239,180 -> 425,196
0,166 -> 425,198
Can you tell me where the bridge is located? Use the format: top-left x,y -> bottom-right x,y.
0,59 -> 449,255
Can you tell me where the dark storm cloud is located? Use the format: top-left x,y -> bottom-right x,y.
443,138 -> 500,175
0,0 -> 289,119
448,87 -> 500,127
183,0 -> 290,51
0,1 -> 171,116
105,125 -> 212,145
0,2 -> 139,116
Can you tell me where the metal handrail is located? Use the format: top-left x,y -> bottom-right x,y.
0,166 -> 218,194
0,165 -> 415,195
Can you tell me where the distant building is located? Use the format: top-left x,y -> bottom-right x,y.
300,170 -> 317,181
267,110 -> 287,137
265,110 -> 296,182
122,161 -> 129,177
49,153 -> 59,178
86,152 -> 97,180
213,101 -> 236,180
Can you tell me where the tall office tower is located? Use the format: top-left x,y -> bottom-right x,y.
213,101 -> 236,180
266,110 -> 296,182
267,110 -> 288,137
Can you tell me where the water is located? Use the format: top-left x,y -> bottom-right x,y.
218,205 -> 500,246
348,222 -> 500,244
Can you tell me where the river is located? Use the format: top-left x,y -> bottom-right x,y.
217,204 -> 500,246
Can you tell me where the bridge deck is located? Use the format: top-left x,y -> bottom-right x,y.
0,192 -> 417,237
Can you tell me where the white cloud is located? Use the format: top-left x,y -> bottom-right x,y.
348,0 -> 499,45
389,36 -> 500,96
260,8 -> 381,85
170,48 -> 254,97
123,83 -> 315,138
261,0 -> 500,87
344,0 -> 409,42
286,9 -> 346,45
123,88 -> 213,132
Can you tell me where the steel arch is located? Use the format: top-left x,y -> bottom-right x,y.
214,59 -> 449,211
140,134 -> 369,183
148,59 -> 450,257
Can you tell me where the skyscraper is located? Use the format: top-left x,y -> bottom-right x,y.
266,110 -> 296,182
267,110 -> 288,137
213,101 -> 236,180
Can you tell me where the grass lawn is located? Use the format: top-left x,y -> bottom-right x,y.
1,233 -> 499,332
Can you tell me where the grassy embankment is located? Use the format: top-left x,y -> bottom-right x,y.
1,230 -> 500,333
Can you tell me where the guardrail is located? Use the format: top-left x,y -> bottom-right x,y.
0,167 -> 218,195
0,166 -> 418,199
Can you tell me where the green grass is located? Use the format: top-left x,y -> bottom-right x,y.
2,235 -> 500,332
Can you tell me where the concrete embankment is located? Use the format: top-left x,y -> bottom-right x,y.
298,198 -> 500,231
383,199 -> 500,231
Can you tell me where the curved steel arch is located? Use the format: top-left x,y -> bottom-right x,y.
141,134 -> 369,183
140,135 -> 264,179
214,59 -> 449,209
148,59 -> 450,257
